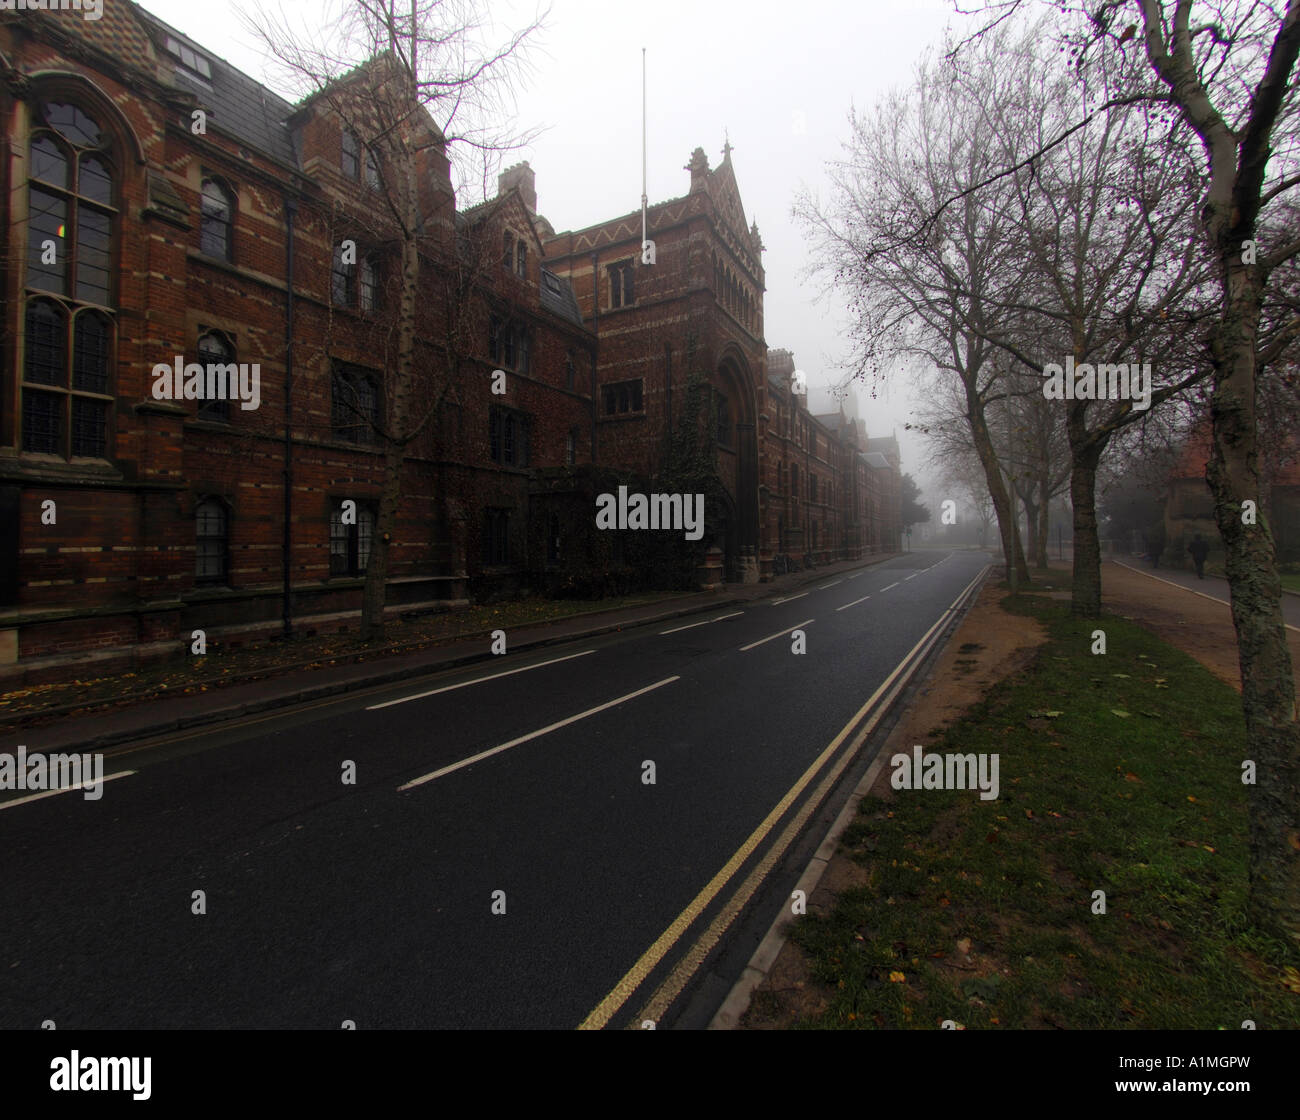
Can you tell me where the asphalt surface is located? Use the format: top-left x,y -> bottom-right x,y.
0,548 -> 989,1029
1111,559 -> 1300,629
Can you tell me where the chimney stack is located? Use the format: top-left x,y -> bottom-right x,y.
498,161 -> 537,213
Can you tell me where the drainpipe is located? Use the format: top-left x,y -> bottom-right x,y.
591,251 -> 598,465
281,196 -> 297,637
664,342 -> 672,471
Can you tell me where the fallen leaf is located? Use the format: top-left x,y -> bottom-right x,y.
889,971 -> 906,983
1112,709 -> 1131,718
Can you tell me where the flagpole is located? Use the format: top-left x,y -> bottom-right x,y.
641,47 -> 648,252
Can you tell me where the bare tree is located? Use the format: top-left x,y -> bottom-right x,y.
937,18 -> 1214,614
954,0 -> 1300,946
796,39 -> 1035,583
248,0 -> 544,640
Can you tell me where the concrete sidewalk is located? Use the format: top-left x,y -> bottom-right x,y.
1102,559 -> 1300,695
1,549 -> 921,753
1111,558 -> 1300,628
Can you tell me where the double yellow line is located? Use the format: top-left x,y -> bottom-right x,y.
579,564 -> 988,1030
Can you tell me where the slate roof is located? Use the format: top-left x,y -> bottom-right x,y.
133,6 -> 299,167
863,452 -> 892,470
540,268 -> 583,327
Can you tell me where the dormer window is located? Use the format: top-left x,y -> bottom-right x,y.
163,34 -> 212,79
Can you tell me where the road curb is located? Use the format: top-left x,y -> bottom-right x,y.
707,564 -> 989,1030
708,751 -> 890,1030
47,552 -> 908,754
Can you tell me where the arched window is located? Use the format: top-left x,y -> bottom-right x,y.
27,100 -> 115,306
195,498 -> 229,583
200,178 -> 234,260
196,331 -> 234,422
23,99 -> 118,462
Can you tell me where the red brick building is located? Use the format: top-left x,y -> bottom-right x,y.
1164,421 -> 1300,568
0,5 -> 901,681
0,4 -> 592,679
542,148 -> 901,582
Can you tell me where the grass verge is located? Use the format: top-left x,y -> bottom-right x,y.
784,592 -> 1300,1029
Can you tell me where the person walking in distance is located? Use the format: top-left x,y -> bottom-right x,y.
1188,533 -> 1210,579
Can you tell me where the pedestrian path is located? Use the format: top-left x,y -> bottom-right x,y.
1112,559 -> 1300,630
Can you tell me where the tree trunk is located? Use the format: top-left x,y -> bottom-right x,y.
1206,256 -> 1300,947
1036,472 -> 1051,569
360,140 -> 420,642
1067,416 -> 1103,617
1022,491 -> 1038,567
966,387 -> 1030,585
361,439 -> 405,641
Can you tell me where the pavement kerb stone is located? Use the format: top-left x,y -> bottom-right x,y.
66,551 -> 910,754
709,752 -> 890,1030
707,555 -> 985,1030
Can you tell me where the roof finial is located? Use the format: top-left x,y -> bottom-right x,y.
723,128 -> 733,161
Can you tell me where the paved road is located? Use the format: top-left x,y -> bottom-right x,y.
0,549 -> 988,1029
1111,559 -> 1300,630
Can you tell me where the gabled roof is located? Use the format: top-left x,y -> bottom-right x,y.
864,452 -> 892,470
133,5 -> 298,166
